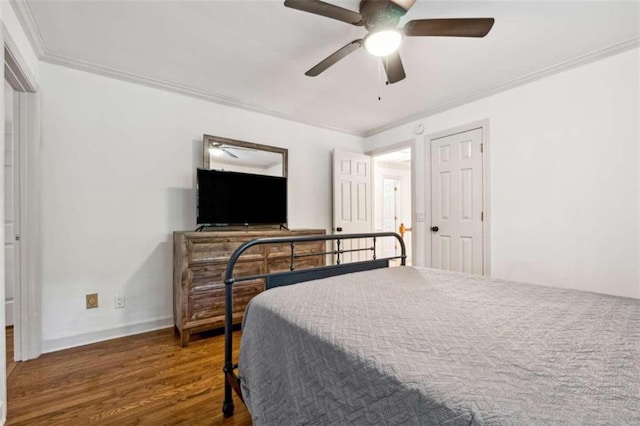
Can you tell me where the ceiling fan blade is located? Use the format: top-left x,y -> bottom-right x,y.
284,0 -> 364,26
221,147 -> 239,159
382,51 -> 406,84
222,145 -> 256,152
305,39 -> 363,77
404,18 -> 495,38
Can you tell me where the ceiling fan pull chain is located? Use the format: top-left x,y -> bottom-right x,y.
377,58 -> 383,101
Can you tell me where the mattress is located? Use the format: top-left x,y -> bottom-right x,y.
238,266 -> 640,425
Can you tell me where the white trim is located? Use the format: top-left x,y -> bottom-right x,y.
366,139 -> 417,266
4,301 -> 13,328
8,83 -> 19,352
365,37 -> 640,137
16,91 -> 41,361
3,24 -> 38,92
4,35 -> 42,361
8,0 -> 45,58
424,120 -> 491,275
380,174 -> 404,258
481,122 -> 491,276
366,140 -> 415,157
42,316 -> 174,354
41,51 -> 362,137
423,136 -> 432,268
9,0 -> 639,137
42,35 -> 640,138
0,28 -> 6,426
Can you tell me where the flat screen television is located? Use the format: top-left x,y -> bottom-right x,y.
197,168 -> 287,226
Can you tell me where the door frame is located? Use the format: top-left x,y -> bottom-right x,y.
5,80 -> 20,330
366,139 -> 417,266
4,24 -> 41,362
380,175 -> 401,257
424,120 -> 491,275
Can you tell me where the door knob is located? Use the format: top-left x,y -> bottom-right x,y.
336,227 -> 343,232
431,226 -> 439,232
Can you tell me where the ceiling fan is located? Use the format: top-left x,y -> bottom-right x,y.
284,0 -> 495,84
209,143 -> 256,159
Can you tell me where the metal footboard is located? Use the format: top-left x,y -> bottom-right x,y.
222,232 -> 406,417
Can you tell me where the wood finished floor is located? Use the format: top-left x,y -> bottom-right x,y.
7,328 -> 252,425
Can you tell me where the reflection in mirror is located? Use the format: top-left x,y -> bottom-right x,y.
203,135 -> 288,177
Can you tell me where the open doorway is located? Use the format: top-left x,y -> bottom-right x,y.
4,80 -> 19,373
3,42 -> 41,366
372,148 -> 412,265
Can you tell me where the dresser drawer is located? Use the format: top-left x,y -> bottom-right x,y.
189,260 -> 264,290
187,282 -> 263,322
188,238 -> 263,263
174,229 -> 326,346
267,255 -> 324,274
266,240 -> 325,257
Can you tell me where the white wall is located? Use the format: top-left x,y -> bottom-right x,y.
39,62 -> 363,351
366,47 -> 640,299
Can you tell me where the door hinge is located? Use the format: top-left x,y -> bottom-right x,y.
481,212 -> 484,221
480,143 -> 484,153
15,235 -> 20,241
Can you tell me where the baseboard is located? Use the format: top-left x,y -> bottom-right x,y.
5,301 -> 13,327
41,316 -> 173,354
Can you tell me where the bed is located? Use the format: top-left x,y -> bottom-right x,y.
222,233 -> 640,425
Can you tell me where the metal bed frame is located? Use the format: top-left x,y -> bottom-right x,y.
222,232 -> 407,417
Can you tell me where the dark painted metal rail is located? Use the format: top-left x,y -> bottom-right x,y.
222,232 -> 406,417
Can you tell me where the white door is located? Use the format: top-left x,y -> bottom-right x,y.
332,150 -> 373,263
431,128 -> 483,274
4,82 -> 20,327
382,178 -> 399,258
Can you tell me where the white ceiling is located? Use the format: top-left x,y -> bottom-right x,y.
23,0 -> 640,136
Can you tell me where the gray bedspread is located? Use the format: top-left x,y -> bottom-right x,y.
238,266 -> 640,425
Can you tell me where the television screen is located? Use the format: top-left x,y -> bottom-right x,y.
197,169 -> 287,225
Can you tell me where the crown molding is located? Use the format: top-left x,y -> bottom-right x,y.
10,0 -> 639,139
9,0 -> 46,58
41,35 -> 640,140
11,0 -> 363,136
4,22 -> 39,92
41,51 -> 363,137
364,36 -> 640,138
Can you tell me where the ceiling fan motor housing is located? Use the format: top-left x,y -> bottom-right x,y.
284,0 -> 494,84
359,0 -> 407,31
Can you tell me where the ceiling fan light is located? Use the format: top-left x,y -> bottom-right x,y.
210,146 -> 224,157
364,29 -> 402,57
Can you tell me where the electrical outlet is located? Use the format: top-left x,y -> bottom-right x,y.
114,295 -> 125,309
86,293 -> 98,309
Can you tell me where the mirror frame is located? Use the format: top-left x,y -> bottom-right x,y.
202,134 -> 288,177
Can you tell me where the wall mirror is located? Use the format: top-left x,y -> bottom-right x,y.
203,134 -> 288,177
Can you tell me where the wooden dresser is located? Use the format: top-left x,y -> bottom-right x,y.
173,229 -> 326,346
